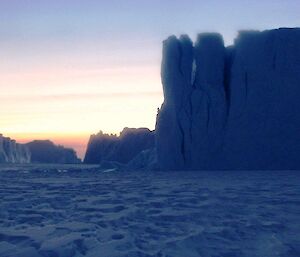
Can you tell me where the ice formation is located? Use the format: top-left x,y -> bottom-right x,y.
156,28 -> 300,170
84,127 -> 155,165
0,134 -> 30,163
26,140 -> 81,164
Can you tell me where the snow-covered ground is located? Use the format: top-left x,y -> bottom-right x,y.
0,165 -> 299,257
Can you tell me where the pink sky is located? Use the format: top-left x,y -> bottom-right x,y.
1,0 -> 299,159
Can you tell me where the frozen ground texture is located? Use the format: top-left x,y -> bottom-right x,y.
0,165 -> 299,257
156,28 -> 300,170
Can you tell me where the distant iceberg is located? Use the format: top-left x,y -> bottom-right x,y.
0,134 -> 30,164
84,128 -> 155,167
26,140 -> 81,164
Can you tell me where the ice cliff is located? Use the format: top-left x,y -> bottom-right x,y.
156,28 -> 300,170
0,134 -> 30,163
26,140 -> 81,164
84,127 -> 155,165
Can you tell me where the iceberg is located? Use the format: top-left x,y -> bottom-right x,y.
156,28 -> 300,170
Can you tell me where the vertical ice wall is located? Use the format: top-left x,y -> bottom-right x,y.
0,134 -> 31,163
156,28 -> 300,170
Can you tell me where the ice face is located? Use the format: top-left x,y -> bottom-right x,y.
84,128 -> 155,165
0,134 -> 30,164
156,35 -> 194,170
156,28 -> 300,170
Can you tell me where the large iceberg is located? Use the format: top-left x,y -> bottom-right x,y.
156,28 -> 300,170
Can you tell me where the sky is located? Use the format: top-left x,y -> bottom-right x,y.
0,0 -> 299,158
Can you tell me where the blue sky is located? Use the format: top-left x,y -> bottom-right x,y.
0,0 -> 299,157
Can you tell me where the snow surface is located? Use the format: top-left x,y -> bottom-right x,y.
0,165 -> 299,257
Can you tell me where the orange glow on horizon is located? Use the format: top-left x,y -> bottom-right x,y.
0,63 -> 163,157
8,132 -> 91,160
